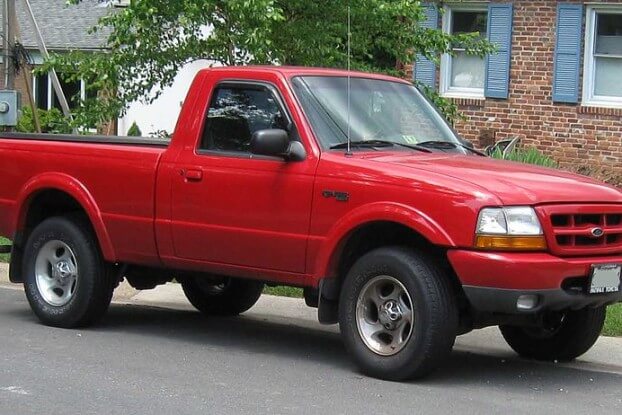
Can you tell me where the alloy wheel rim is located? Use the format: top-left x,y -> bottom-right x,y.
34,240 -> 79,307
525,312 -> 566,339
356,275 -> 414,356
195,277 -> 231,295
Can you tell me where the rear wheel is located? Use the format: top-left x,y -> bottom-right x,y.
181,276 -> 264,316
499,307 -> 606,361
338,247 -> 458,381
23,216 -> 116,328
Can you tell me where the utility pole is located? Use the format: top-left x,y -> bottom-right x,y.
0,0 -> 19,129
1,0 -> 71,129
3,0 -> 16,89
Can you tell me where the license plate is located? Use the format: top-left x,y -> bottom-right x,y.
589,264 -> 621,294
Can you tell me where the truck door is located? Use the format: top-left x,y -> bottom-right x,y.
170,81 -> 314,273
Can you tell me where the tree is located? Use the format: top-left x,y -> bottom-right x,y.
126,121 -> 142,136
46,1 -> 494,129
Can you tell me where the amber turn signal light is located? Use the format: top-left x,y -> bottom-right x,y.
475,235 -> 547,251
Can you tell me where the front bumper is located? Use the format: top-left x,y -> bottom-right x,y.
461,286 -> 621,314
447,250 -> 622,314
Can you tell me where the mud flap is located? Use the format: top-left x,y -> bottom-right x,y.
318,278 -> 340,325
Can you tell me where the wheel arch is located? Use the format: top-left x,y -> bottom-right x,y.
314,202 -> 455,282
313,204 -> 462,325
11,173 -> 115,282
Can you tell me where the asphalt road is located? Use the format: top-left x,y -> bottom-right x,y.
1,286 -> 621,415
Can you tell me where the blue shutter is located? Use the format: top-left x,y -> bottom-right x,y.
414,3 -> 438,89
485,3 -> 513,99
552,4 -> 583,103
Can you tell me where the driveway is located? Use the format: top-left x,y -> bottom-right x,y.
0,283 -> 621,415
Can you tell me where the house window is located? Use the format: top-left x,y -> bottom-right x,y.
583,7 -> 622,108
441,5 -> 488,99
33,72 -> 87,111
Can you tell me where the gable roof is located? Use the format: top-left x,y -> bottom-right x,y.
0,0 -> 111,51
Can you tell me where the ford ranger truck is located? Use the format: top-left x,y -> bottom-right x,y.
0,67 -> 620,381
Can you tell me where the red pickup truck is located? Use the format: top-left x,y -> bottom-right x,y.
1,66 -> 621,380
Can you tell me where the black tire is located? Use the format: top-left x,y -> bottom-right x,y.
499,307 -> 606,362
181,276 -> 264,316
23,216 -> 116,328
338,247 -> 458,381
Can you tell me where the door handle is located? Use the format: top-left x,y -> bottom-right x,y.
183,169 -> 203,182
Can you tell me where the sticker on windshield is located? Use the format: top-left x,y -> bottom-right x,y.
402,135 -> 419,144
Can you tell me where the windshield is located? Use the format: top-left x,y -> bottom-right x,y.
291,76 -> 463,151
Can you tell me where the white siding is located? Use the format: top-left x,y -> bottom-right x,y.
118,60 -> 217,136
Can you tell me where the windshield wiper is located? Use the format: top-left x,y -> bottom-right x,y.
417,140 -> 487,156
330,140 -> 432,153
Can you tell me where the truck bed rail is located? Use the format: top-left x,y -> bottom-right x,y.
0,132 -> 170,147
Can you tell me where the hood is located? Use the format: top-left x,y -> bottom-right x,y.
363,152 -> 622,205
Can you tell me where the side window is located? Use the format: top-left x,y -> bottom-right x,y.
200,85 -> 288,152
582,8 -> 622,107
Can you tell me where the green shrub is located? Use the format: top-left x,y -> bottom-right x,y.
491,147 -> 557,168
127,122 -> 142,137
16,106 -> 72,134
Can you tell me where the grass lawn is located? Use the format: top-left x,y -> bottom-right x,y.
603,303 -> 622,337
0,237 -> 10,263
263,285 -> 304,298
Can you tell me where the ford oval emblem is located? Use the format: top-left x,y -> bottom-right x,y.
590,227 -> 605,238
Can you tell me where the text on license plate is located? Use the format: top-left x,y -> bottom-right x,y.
589,264 -> 621,294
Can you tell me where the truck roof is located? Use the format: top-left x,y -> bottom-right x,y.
199,65 -> 411,84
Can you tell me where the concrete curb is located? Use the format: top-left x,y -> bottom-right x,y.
2,263 -> 621,375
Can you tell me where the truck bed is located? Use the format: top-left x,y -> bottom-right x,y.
0,132 -> 169,266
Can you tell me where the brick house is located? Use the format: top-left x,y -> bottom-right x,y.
410,0 -> 622,175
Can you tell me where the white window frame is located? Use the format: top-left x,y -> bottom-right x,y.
582,5 -> 622,109
32,72 -> 86,111
440,3 -> 488,99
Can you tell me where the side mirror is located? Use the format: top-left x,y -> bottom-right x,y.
250,129 -> 306,161
251,129 -> 289,157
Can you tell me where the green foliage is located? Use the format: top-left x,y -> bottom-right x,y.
419,85 -> 465,123
603,304 -> 622,337
491,147 -> 558,168
149,129 -> 171,139
16,106 -> 73,134
127,121 -> 142,136
52,0 -> 495,125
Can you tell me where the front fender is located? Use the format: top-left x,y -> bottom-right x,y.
14,172 -> 116,261
314,202 -> 455,280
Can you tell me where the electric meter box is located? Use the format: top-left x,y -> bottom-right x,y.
0,90 -> 21,126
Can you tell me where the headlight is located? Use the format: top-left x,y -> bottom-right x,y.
475,207 -> 546,250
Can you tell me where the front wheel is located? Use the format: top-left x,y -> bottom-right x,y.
339,247 -> 458,381
23,216 -> 117,328
181,276 -> 264,316
499,307 -> 606,361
